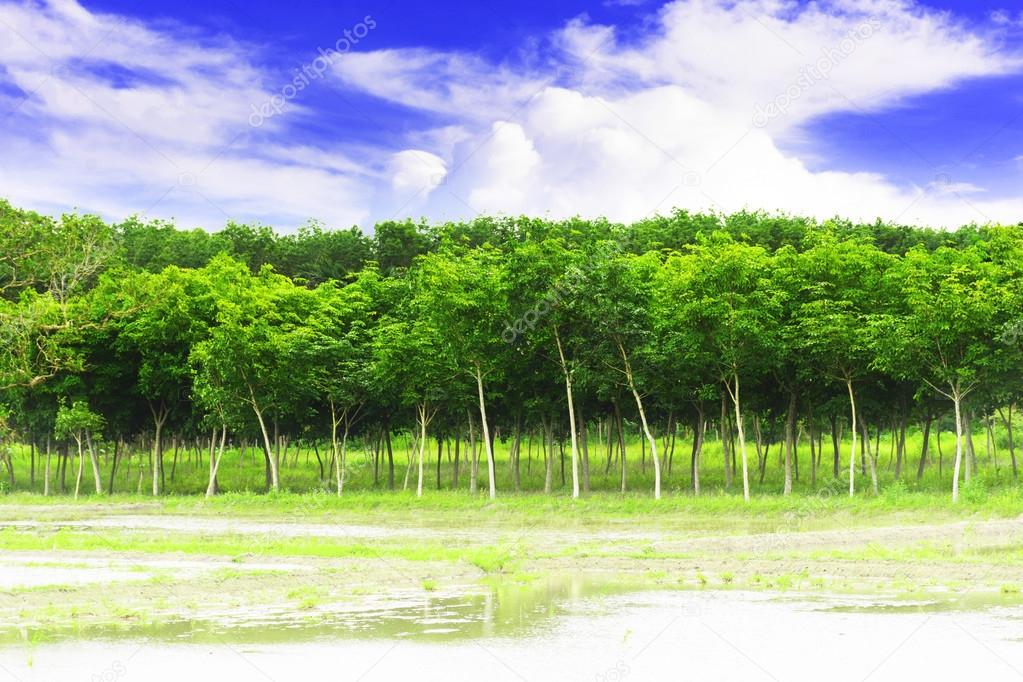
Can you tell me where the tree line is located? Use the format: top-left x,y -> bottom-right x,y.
1,198 -> 1022,502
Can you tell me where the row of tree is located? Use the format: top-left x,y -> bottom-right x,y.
1,199 -> 1022,502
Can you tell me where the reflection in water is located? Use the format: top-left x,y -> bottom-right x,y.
5,574 -> 633,645
4,584 -> 1023,681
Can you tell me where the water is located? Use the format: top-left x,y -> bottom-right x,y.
3,577 -> 1022,681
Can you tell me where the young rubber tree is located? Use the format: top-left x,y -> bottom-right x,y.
307,269 -> 380,495
577,248 -> 664,499
876,245 -> 1009,502
54,399 -> 105,498
116,266 -> 214,495
654,252 -> 726,496
781,237 -> 894,495
190,255 -> 317,492
372,289 -> 452,498
504,237 -> 591,498
415,246 -> 509,499
676,236 -> 781,503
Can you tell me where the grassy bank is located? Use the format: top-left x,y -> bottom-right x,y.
3,423 -> 1021,503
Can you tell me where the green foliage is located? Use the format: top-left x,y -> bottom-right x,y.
3,200 -> 1023,504
54,401 -> 104,439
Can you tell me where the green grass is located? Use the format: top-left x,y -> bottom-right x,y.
0,526 -> 518,567
5,424 -> 1021,500
2,425 -> 1022,538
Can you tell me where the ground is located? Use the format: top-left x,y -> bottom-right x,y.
1,491 -> 1022,644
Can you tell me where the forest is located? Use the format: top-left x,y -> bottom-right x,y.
1,197 -> 1022,505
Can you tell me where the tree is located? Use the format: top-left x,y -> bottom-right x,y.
578,248 -> 664,499
504,238 -> 591,498
781,237 -> 894,495
116,267 -> 213,495
877,245 -> 1009,502
190,256 -> 317,492
416,247 -> 509,499
675,237 -> 781,502
54,400 -> 105,498
307,269 -> 380,495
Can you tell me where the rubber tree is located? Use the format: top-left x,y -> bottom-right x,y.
415,246 -> 509,499
54,399 -> 104,497
372,287 -> 452,499
114,266 -> 214,495
190,255 -> 317,493
780,237 -> 894,496
876,245 -> 1009,503
504,238 -> 589,498
654,252 -> 729,496
307,269 -> 380,495
675,236 -> 781,503
576,247 -> 664,499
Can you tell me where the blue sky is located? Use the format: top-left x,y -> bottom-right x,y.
1,0 -> 1021,231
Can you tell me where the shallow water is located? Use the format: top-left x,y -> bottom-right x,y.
3,576 -> 1023,681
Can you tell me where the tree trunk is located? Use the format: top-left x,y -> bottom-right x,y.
249,390 -> 279,492
808,405 -> 817,487
206,426 -> 227,498
783,391 -> 797,495
917,415 -> 932,480
691,408 -> 705,495
416,401 -> 429,498
107,440 -> 120,494
998,405 -> 1017,478
468,410 -> 478,495
73,433 -> 84,499
964,410 -> 976,482
555,329 -> 581,499
830,414 -> 840,478
721,393 -> 733,487
726,372 -> 750,503
437,435 -> 444,491
475,363 -> 497,500
894,413 -> 906,479
43,436 -> 51,497
578,402 -> 590,494
149,402 -> 168,496
385,426 -> 395,490
952,388 -> 964,503
511,416 -> 522,492
846,378 -> 858,496
542,414 -> 553,494
86,431 -> 102,495
453,433 -> 461,488
861,421 -> 878,495
617,339 -> 660,500
613,400 -> 627,493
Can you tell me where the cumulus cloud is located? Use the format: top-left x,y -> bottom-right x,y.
390,149 -> 447,196
1,0 -> 1021,230
339,0 -> 1023,228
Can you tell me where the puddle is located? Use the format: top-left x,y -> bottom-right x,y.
0,575 -> 631,645
2,582 -> 1022,681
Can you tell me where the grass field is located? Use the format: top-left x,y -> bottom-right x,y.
2,423 -> 1019,501
2,422 -> 1021,640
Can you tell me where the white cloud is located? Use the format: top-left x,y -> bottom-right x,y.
333,48 -> 548,122
344,0 -> 1023,228
0,0 -> 374,230
390,149 -> 447,196
1,0 -> 1022,231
